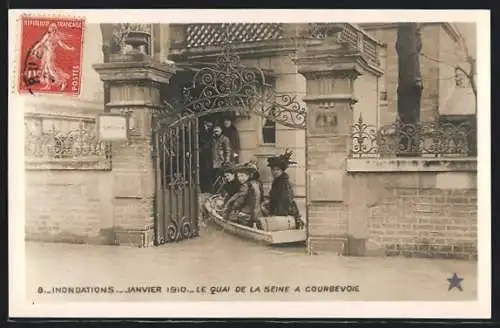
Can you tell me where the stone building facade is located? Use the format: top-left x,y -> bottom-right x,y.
23,22 -> 477,259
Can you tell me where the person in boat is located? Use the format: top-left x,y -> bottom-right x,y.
224,162 -> 262,228
220,162 -> 241,203
261,149 -> 303,229
247,160 -> 265,205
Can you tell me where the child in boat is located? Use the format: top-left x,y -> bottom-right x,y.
224,162 -> 262,228
261,149 -> 303,229
220,163 -> 240,203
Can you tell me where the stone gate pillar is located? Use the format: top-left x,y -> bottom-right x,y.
297,25 -> 382,255
93,36 -> 175,247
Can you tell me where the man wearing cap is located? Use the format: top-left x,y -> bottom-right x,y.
261,150 -> 302,228
211,124 -> 232,193
222,117 -> 241,163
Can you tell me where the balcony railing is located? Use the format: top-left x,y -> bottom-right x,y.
351,114 -> 477,158
332,23 -> 381,66
185,23 -> 285,48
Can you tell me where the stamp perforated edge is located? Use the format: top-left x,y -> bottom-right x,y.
13,13 -> 87,97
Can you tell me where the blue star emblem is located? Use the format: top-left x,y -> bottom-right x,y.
447,273 -> 464,291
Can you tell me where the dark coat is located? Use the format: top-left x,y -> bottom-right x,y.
199,126 -> 213,169
222,180 -> 241,201
223,125 -> 241,155
211,135 -> 231,168
226,180 -> 262,221
267,172 -> 300,218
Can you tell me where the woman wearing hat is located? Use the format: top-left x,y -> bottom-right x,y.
220,162 -> 241,203
224,162 -> 263,228
261,150 -> 302,228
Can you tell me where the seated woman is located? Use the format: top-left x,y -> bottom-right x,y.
247,160 -> 265,204
224,163 -> 262,228
220,163 -> 241,203
261,150 -> 303,229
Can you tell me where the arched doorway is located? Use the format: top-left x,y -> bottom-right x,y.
152,30 -> 307,246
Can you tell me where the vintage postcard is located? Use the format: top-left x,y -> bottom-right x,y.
8,9 -> 490,318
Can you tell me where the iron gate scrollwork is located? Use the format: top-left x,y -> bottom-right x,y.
166,23 -> 307,130
153,116 -> 199,245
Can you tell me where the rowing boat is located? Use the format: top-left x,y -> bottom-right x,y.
203,195 -> 306,245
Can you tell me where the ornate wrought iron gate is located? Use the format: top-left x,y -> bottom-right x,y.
152,23 -> 308,245
153,117 -> 199,245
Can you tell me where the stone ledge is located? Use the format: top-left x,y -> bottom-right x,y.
113,225 -> 155,248
346,157 -> 477,173
307,235 -> 347,255
25,111 -> 98,122
25,157 -> 112,171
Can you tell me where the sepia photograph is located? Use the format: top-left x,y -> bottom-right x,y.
8,9 -> 490,318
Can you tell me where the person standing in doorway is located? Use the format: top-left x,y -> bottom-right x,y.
199,120 -> 214,194
222,117 -> 241,163
211,125 -> 232,193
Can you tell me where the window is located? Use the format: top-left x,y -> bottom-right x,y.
262,117 -> 276,144
261,105 -> 277,145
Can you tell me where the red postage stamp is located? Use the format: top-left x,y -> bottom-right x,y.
18,16 -> 85,96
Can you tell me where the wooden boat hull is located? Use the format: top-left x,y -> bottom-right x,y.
203,196 -> 306,245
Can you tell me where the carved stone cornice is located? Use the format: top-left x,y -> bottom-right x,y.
93,55 -> 176,85
170,37 -> 324,62
303,94 -> 359,106
105,100 -> 165,110
297,46 -> 384,79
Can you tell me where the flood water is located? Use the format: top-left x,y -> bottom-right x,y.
25,224 -> 477,302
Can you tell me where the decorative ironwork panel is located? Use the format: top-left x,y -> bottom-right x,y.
186,23 -> 284,48
351,115 -> 476,158
25,118 -> 110,162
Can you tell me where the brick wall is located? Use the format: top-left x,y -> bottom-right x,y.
23,97 -> 114,244
25,170 -> 114,244
306,167 -> 477,260
306,165 -> 479,260
364,171 -> 477,260
368,186 -> 477,259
